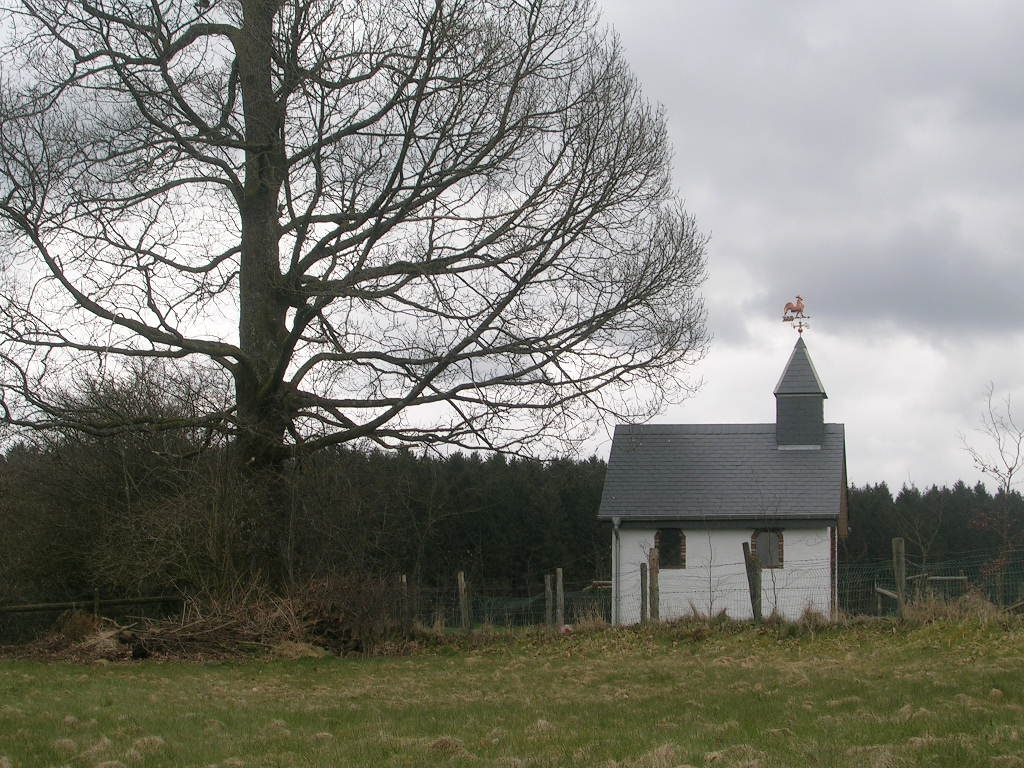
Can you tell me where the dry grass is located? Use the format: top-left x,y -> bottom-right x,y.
571,602 -> 610,630
902,589 -> 1004,623
3,616 -> 1024,766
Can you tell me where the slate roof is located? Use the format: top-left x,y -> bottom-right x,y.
774,336 -> 827,396
597,423 -> 846,522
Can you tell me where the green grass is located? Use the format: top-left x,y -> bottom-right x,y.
3,617 -> 1024,767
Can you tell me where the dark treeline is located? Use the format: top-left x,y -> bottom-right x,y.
844,482 -> 1024,566
4,409 -> 1022,609
0,431 -> 608,605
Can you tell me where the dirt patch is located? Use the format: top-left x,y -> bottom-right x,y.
704,744 -> 767,767
271,641 -> 329,660
429,736 -> 473,758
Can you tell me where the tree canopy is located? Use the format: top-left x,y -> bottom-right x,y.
0,0 -> 707,466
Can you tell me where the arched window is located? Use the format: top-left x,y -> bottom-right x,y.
752,529 -> 783,568
655,528 -> 686,568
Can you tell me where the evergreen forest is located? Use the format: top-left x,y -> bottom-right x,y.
3,422 -> 1022,610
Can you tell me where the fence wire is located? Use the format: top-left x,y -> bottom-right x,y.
841,548 -> 1024,616
4,547 -> 1024,642
403,584 -> 612,629
399,547 -> 1024,628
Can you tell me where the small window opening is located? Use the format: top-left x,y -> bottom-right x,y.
655,529 -> 686,569
752,529 -> 784,568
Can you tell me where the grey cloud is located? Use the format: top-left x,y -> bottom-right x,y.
741,215 -> 1024,339
598,0 -> 1024,342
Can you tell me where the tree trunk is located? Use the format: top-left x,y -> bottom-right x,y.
235,0 -> 290,473
232,0 -> 294,583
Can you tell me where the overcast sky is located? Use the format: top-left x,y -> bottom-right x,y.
595,0 -> 1024,491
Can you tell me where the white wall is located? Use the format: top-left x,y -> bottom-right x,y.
613,526 -> 833,624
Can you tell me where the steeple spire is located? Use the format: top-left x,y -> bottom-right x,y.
775,336 -> 827,398
774,336 -> 827,448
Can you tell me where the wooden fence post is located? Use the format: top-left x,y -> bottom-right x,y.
457,571 -> 470,631
648,550 -> 660,622
892,537 -> 906,619
544,574 -> 554,627
399,574 -> 411,633
639,563 -> 648,624
555,568 -> 565,628
742,542 -> 762,622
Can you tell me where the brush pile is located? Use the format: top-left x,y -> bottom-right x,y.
4,578 -> 413,661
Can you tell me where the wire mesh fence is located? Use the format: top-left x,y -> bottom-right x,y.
4,544 -> 1024,642
398,545 -> 1024,629
403,583 -> 612,630
841,547 -> 1024,616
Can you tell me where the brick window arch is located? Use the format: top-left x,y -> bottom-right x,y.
655,529 -> 686,568
752,529 -> 783,568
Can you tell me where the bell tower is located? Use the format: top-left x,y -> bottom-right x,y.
774,335 -> 827,448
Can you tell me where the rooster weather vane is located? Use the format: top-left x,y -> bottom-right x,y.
782,295 -> 810,334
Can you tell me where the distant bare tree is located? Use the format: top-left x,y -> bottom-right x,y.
963,384 -> 1024,497
961,384 -> 1024,565
0,0 -> 708,473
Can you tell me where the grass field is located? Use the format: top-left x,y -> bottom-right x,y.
2,615 -> 1024,767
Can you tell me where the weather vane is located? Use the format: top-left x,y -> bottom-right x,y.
782,295 -> 810,334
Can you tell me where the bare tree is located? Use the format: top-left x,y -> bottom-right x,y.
0,0 -> 707,471
963,384 -> 1024,497
961,384 -> 1024,570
